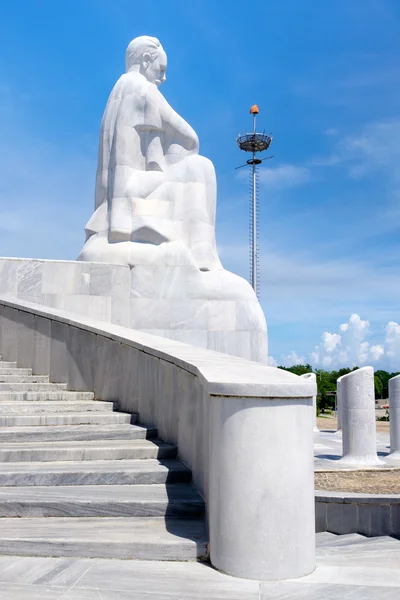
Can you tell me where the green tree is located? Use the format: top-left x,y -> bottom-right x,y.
375,370 -> 391,399
374,374 -> 383,399
314,370 -> 336,411
278,364 -> 313,376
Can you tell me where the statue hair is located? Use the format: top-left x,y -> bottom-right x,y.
126,36 -> 162,72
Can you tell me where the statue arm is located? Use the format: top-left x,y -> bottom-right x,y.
149,88 -> 199,154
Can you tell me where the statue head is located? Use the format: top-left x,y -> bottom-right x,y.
126,36 -> 167,87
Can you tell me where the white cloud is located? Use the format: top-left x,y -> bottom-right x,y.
268,350 -> 306,368
314,119 -> 400,185
384,322 -> 400,371
370,344 -> 384,361
268,355 -> 278,367
277,314 -> 400,372
312,314 -> 372,369
321,332 -> 341,352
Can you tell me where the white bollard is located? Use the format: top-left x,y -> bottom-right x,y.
209,371 -> 316,580
388,374 -> 400,461
336,375 -> 343,433
301,373 -> 318,431
340,366 -> 382,466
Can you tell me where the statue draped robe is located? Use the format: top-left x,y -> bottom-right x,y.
80,70 -> 222,272
78,69 -> 268,363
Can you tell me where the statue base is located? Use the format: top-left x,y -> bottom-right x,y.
0,257 -> 268,363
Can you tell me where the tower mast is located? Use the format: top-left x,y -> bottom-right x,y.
236,106 -> 273,297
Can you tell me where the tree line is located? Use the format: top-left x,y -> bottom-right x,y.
278,364 -> 399,411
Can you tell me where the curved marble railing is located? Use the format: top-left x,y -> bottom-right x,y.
0,295 -> 316,581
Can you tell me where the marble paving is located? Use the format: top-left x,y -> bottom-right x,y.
314,428 -> 392,471
0,532 -> 399,599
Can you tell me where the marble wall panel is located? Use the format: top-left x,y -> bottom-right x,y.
111,268 -> 130,326
207,331 -> 251,361
0,304 -> 3,356
236,300 -> 267,331
249,331 -> 268,364
119,345 -> 139,414
153,359 -> 179,445
151,266 -> 192,299
175,369 -> 209,499
94,336 -> 122,401
0,258 -> 130,330
1,306 -> 19,362
0,260 -> 18,296
17,311 -> 35,368
17,261 -> 43,303
165,330 -> 208,348
130,266 -> 159,299
41,294 -> 65,311
137,352 -> 162,427
49,321 -> 70,383
63,295 -> 90,319
89,264 -> 113,296
33,316 -> 51,375
68,327 -> 96,391
208,300 -> 236,331
88,296 -> 112,322
42,262 -> 82,295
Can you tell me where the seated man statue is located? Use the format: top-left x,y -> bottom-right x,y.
78,36 -> 268,363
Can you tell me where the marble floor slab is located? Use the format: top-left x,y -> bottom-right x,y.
0,537 -> 399,600
314,429 -> 391,470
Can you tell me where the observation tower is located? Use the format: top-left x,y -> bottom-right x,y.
237,105 -> 273,297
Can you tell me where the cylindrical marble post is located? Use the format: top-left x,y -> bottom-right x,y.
388,374 -> 400,461
340,366 -> 382,466
301,373 -> 318,431
336,375 -> 343,433
209,390 -> 316,580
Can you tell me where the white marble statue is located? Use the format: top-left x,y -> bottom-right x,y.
78,36 -> 267,363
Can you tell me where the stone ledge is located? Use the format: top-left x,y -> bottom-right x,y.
315,490 -> 400,536
0,296 -> 316,400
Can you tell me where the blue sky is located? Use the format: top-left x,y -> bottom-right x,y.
1,0 -> 400,370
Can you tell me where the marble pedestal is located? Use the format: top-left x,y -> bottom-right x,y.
388,374 -> 400,461
0,257 -> 267,362
335,375 -> 343,433
300,372 -> 318,431
0,257 -> 130,326
209,393 -> 316,580
340,367 -> 382,466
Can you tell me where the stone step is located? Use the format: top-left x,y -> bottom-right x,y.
0,557 -> 261,599
0,517 -> 208,560
0,423 -> 150,443
0,401 -> 117,415
0,484 -> 204,518
0,375 -> 49,383
0,438 -> 177,462
0,383 -> 68,392
0,412 -> 132,428
316,533 -> 366,548
315,531 -> 337,545
0,391 -> 95,402
0,368 -> 33,376
0,362 -> 17,369
0,459 -> 192,486
316,535 -> 400,558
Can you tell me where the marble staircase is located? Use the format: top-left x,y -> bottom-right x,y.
0,358 -> 208,561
